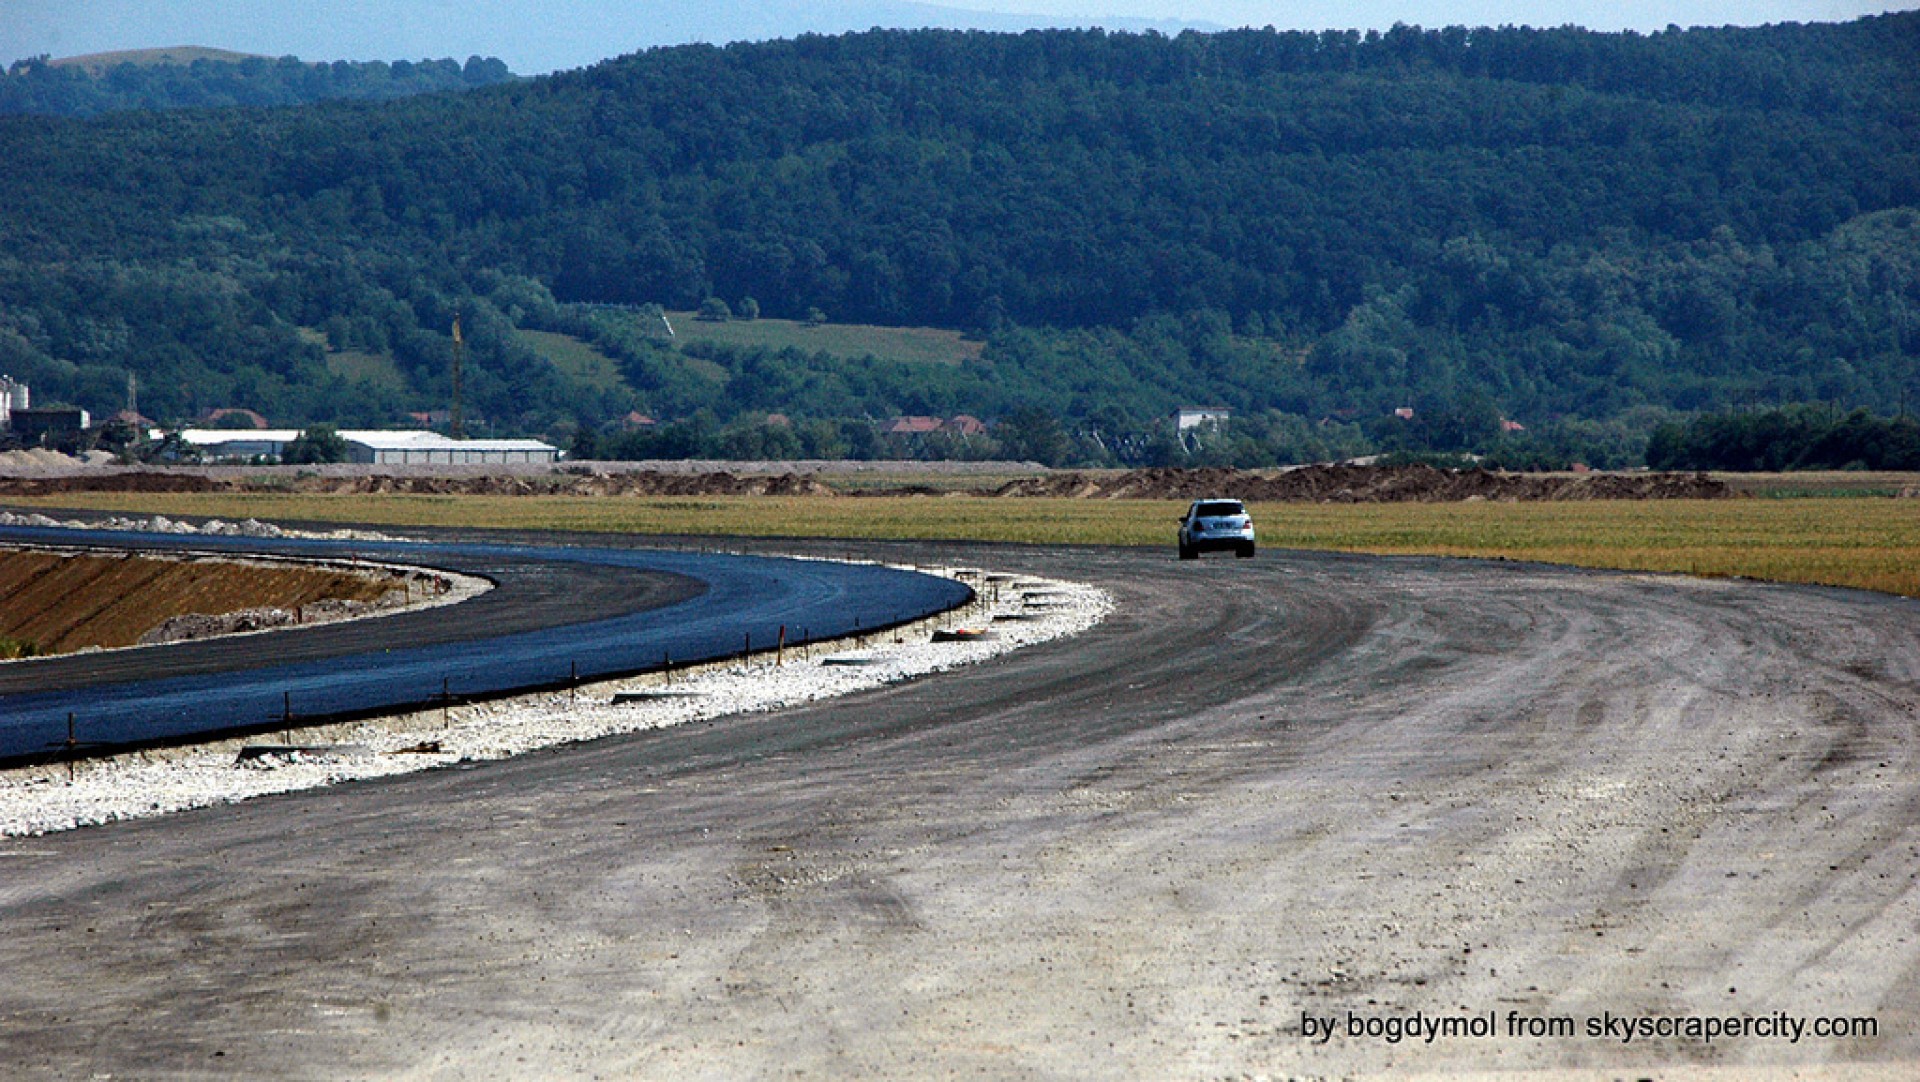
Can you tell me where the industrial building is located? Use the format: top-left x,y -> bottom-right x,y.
337,430 -> 560,465
177,429 -> 560,465
0,376 -> 28,429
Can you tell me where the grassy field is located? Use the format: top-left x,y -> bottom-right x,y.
659,312 -> 983,366
1716,471 -> 1920,499
324,350 -> 408,392
315,315 -> 982,410
7,492 -> 1918,599
518,330 -> 628,394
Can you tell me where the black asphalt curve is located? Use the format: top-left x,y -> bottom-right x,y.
0,526 -> 972,763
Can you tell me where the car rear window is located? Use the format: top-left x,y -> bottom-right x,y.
1196,501 -> 1245,517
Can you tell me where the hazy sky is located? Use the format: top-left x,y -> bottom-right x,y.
5,1 -> 1912,74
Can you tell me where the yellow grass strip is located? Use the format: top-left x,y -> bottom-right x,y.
7,493 -> 1917,598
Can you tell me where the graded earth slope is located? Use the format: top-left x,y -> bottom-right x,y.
0,546 -> 412,655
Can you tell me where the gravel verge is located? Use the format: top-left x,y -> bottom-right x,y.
0,564 -> 1109,836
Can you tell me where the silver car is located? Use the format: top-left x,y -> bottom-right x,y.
1177,498 -> 1255,560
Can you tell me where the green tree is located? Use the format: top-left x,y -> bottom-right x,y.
281,424 -> 350,464
993,407 -> 1071,466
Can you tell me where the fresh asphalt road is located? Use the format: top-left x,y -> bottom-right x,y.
0,527 -> 970,762
2,536 -> 1917,1079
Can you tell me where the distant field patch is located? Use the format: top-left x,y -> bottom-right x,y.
1718,471 -> 1920,499
662,312 -> 982,366
325,350 -> 407,392
519,330 -> 630,394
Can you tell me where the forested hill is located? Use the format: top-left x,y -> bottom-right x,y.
1,16 -> 1916,461
0,53 -> 516,117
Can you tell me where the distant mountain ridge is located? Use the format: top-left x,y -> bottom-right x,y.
0,50 -> 516,117
48,47 -> 270,73
4,1 -> 1218,74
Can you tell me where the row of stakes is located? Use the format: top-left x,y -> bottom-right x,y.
41,573 -> 1006,775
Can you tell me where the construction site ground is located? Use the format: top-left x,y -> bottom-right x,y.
0,533 -> 1914,1078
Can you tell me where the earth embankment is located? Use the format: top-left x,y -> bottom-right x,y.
0,462 -> 1731,501
0,547 -> 422,657
975,462 -> 1732,500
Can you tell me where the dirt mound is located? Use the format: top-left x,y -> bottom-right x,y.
555,471 -> 834,497
0,472 -> 223,496
0,469 -> 837,499
979,464 -> 1731,502
0,464 -> 1725,502
305,470 -> 835,498
0,449 -> 98,474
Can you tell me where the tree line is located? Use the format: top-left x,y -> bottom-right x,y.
1647,406 -> 1920,471
0,54 -> 514,116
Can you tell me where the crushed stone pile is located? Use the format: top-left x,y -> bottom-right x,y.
0,510 -> 397,541
0,448 -> 120,474
135,590 -> 410,645
0,511 -> 293,536
138,606 -> 298,644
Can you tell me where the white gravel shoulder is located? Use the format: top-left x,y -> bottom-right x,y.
0,564 -> 1111,837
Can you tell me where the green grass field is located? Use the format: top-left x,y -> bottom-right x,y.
9,492 -> 1918,599
660,312 -> 982,366
324,350 -> 408,393
517,330 -> 628,394
1716,471 -> 1920,499
319,315 -> 981,409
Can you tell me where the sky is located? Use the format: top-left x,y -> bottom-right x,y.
4,1 -> 1912,75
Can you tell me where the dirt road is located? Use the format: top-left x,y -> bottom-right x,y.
1,540 -> 1915,1078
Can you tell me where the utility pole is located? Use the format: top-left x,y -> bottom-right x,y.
450,316 -> 465,439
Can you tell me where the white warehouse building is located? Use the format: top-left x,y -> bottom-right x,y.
339,430 -> 559,465
177,429 -> 560,465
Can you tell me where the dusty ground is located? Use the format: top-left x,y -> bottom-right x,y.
0,547 -> 425,655
0,536 -> 1914,1079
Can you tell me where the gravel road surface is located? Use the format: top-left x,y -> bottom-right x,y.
1,540 -> 1916,1079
